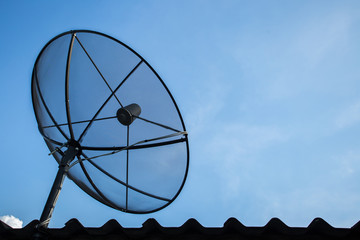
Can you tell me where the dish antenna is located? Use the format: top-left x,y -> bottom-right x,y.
32,30 -> 189,228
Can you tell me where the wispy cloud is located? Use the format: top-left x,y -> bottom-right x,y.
335,100 -> 360,129
204,123 -> 289,199
296,10 -> 352,65
232,7 -> 354,102
207,123 -> 287,160
0,215 -> 23,228
331,150 -> 360,178
185,73 -> 229,138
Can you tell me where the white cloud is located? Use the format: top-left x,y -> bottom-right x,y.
0,215 -> 23,228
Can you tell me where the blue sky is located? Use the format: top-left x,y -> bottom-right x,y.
1,0 -> 360,228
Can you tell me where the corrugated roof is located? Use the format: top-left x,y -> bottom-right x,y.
1,218 -> 360,240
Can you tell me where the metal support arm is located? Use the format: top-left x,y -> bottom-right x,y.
38,145 -> 78,228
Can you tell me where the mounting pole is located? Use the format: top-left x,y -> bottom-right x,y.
38,144 -> 78,228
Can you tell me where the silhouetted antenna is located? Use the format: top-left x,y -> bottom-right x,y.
31,30 -> 189,228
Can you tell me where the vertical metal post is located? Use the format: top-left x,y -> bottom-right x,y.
38,145 -> 78,228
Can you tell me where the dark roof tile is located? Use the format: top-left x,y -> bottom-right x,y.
307,218 -> 336,234
138,218 -> 165,235
63,218 -> 88,235
98,219 -> 124,234
222,217 -> 246,234
1,218 -> 359,240
262,218 -> 291,235
180,218 -> 204,233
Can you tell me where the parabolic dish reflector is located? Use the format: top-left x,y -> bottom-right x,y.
32,30 -> 189,213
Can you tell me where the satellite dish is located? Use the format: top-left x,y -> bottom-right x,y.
32,30 -> 189,228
